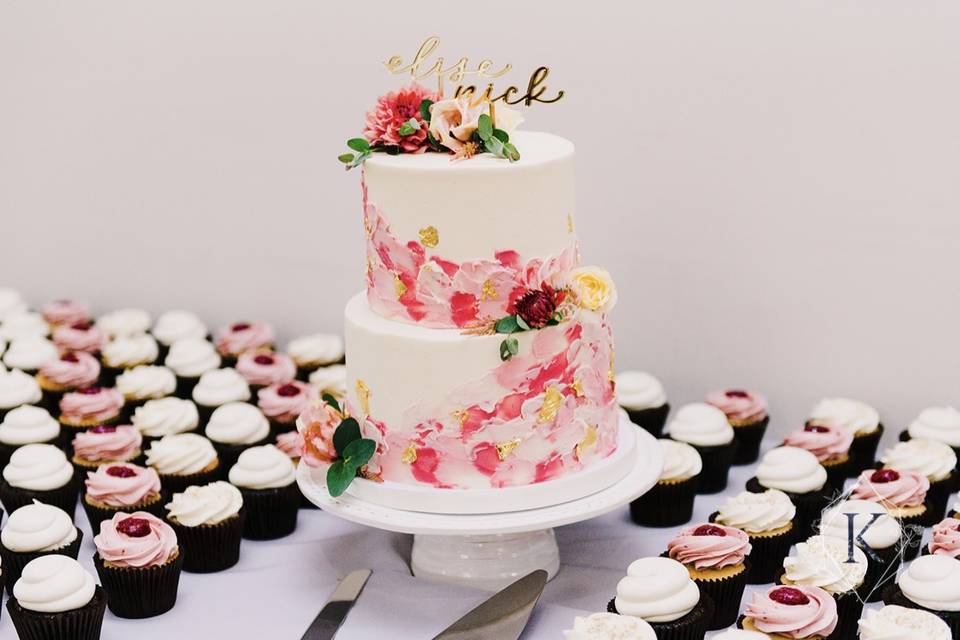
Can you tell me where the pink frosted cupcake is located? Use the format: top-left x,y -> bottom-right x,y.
741,585 -> 838,639
257,381 -> 317,433
214,321 -> 274,364
928,517 -> 960,558
236,350 -> 296,390
851,468 -> 929,530
784,424 -> 853,485
58,387 -> 125,445
71,424 -> 143,473
35,352 -> 101,409
82,462 -> 165,530
706,389 -> 769,465
41,300 -> 91,329
52,320 -> 106,355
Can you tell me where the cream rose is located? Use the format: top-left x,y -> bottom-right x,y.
429,98 -> 523,153
570,266 -> 617,313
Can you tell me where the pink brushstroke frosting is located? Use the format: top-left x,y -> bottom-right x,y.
258,381 -> 317,424
784,424 -> 853,462
59,387 -> 125,423
85,462 -> 161,507
362,180 -> 579,329
52,321 -> 105,354
214,321 -> 274,356
42,300 -> 90,327
929,517 -> 960,558
705,389 -> 768,424
236,350 -> 296,387
94,511 -> 178,568
275,429 -> 304,459
667,523 -> 752,570
851,468 -> 929,508
744,585 -> 838,639
39,352 -> 101,389
72,425 -> 142,462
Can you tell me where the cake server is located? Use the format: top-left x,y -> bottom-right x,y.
431,570 -> 548,640
300,569 -> 372,640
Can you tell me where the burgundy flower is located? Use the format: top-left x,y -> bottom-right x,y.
514,285 -> 562,328
363,84 -> 437,153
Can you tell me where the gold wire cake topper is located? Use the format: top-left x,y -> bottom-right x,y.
384,36 -> 565,107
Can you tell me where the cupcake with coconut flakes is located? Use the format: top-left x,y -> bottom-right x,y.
100,333 -> 159,385
151,310 -> 208,359
236,349 -> 296,391
784,423 -> 853,486
859,605 -> 952,640
257,380 -> 318,434
116,365 -> 176,414
308,364 -> 347,398
286,333 -> 345,380
214,321 -> 274,364
41,299 -> 90,329
35,351 -> 101,409
228,444 -> 299,540
0,443 -> 79,518
564,613 -> 656,640
191,367 -> 250,423
882,438 -> 957,523
615,370 -> 670,438
807,397 -> 882,474
163,337 -> 221,397
71,425 -> 143,474
0,405 -> 61,468
746,446 -> 832,538
132,397 -> 200,444
82,461 -> 165,530
52,320 -> 105,355
0,368 -> 42,421
204,401 -> 270,470
165,480 -> 245,573
97,308 -> 151,340
711,489 -> 797,585
145,432 -> 220,494
667,403 -> 737,494
630,439 -> 701,527
0,501 -> 83,595
706,388 -> 769,465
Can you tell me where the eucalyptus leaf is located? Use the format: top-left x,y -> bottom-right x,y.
484,135 -> 507,158
515,315 -> 531,332
347,138 -> 371,152
333,417 -> 362,457
495,315 -> 520,334
326,460 -> 355,497
338,153 -> 355,164
477,114 -> 493,140
499,338 -> 519,361
492,129 -> 509,143
343,438 -> 376,467
427,130 -> 444,152
504,142 -> 520,162
348,150 -> 371,170
322,393 -> 341,415
419,99 -> 433,123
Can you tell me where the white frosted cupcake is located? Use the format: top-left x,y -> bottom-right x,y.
0,287 -> 28,320
882,438 -> 957,523
0,501 -> 82,595
615,370 -> 669,437
285,333 -> 344,380
712,489 -> 796,585
191,367 -> 250,423
859,605 -> 952,640
308,364 -> 347,398
132,397 -> 200,442
7,555 -> 107,639
0,311 -> 49,341
152,310 -> 208,350
228,444 -> 298,540
0,443 -> 79,518
903,407 -> 960,476
2,335 -> 58,375
116,364 -> 176,412
666,402 -> 736,494
97,308 -> 151,339
0,368 -> 42,421
630,439 -> 701,527
882,555 -> 960,635
0,405 -> 60,468
164,337 -> 221,397
746,446 -> 831,537
145,432 -> 220,495
205,401 -> 270,470
564,612 -> 656,640
164,481 -> 245,573
101,333 -> 159,385
808,397 -> 882,474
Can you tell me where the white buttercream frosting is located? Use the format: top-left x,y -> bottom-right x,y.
614,557 -> 700,623
285,333 -> 344,366
102,333 -> 159,368
0,405 -> 59,445
666,403 -> 733,447
13,555 -> 95,613
782,534 -> 867,594
716,489 -> 796,534
858,604 -> 952,640
2,443 -> 73,490
116,365 -> 176,401
898,555 -> 960,612
563,612 -> 656,640
657,439 -> 702,482
908,407 -> 960,448
132,397 -> 199,438
819,499 -> 901,551
712,631 -> 770,640
0,312 -> 49,341
809,397 -> 880,435
97,308 -> 151,339
166,480 -> 243,526
0,368 -> 42,409
2,336 -> 58,371
146,433 -> 217,475
1,501 -> 77,552
228,444 -> 297,489
152,310 -> 208,346
881,438 -> 956,482
756,446 -> 827,493
164,338 -> 221,378
192,368 -> 250,406
615,371 -> 667,410
206,402 -> 269,445
308,364 -> 347,397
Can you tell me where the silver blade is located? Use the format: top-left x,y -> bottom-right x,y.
431,570 -> 548,640
300,569 -> 372,640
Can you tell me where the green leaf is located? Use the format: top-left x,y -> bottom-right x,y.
492,128 -> 509,143
494,315 -> 520,334
426,130 -> 444,152
397,118 -> 421,137
484,135 -> 506,158
338,153 -> 355,164
346,150 -> 371,171
419,99 -> 433,123
499,338 -> 519,361
383,145 -> 401,155
515,315 -> 531,332
504,142 -> 520,162
322,393 -> 341,415
326,460 -> 355,497
343,438 -> 376,468
333,417 -> 362,457
477,114 -> 493,140
347,138 -> 371,152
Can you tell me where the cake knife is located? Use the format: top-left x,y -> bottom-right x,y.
431,570 -> 548,640
300,569 -> 372,640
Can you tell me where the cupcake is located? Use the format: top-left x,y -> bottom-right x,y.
881,439 -> 957,524
214,321 -> 275,364
808,397 -> 882,474
286,333 -> 345,380
746,446 -> 832,537
308,364 -> 347,398
0,444 -> 79,518
236,349 -> 296,391
41,299 -> 90,329
164,480 -> 245,573
100,333 -> 159,385
0,501 -> 82,595
0,368 -> 42,421
563,612 -> 656,639
205,401 -> 271,470
96,307 -> 151,340
0,287 -> 27,320
903,407 -> 960,469
819,499 -> 903,601
928,517 -> 960,558
191,367 -> 251,423
145,433 -> 220,494
2,335 -> 58,375
630,439 -> 701,527
6,555 -> 107,640
851,468 -> 929,535
275,430 -> 314,509
706,388 -> 769,465
228,444 -> 299,540
711,489 -> 797,585
607,556 -> 713,640
779,534 -> 869,639
71,424 -> 142,474
58,386 -> 125,443
0,311 -> 49,341
783,423 -> 853,486
666,403 -> 737,494
882,555 -> 960,636
713,632 -> 770,640
52,321 -> 105,355
257,380 -> 318,434
615,370 -> 670,438
35,352 -> 101,411
115,365 -> 176,415
82,462 -> 165,530
163,338 -> 221,398
665,523 -> 751,629
0,405 -> 60,469
132,397 -> 200,444
741,585 -> 837,639
859,605 -> 952,640
93,511 -> 183,618
151,310 -> 208,360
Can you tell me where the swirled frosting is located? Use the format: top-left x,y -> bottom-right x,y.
667,523 -> 751,569
563,612 -> 656,640
851,468 -> 929,508
146,433 -> 217,475
13,555 -> 96,613
0,368 -> 42,408
908,407 -> 960,448
0,287 -> 27,319
42,300 -> 90,327
214,321 -> 274,356
165,480 -> 243,526
614,557 -> 701,623
1,501 -> 77,552
164,338 -> 221,378
275,430 -> 304,459
102,333 -> 159,368
132,397 -> 199,438
0,311 -> 49,341
59,386 -> 124,423
72,425 -> 142,462
898,555 -> 960,612
614,371 -> 667,410
94,511 -> 178,568
858,605 -> 952,640
205,402 -> 269,445
38,352 -> 100,389
236,350 -> 296,386
152,310 -> 208,346
308,364 -> 347,397
3,335 -> 58,371
705,389 -> 768,424
228,444 -> 297,489
657,439 -> 702,482
2,444 -> 73,490
285,333 -> 344,367
783,424 -> 852,462
0,405 -> 59,445
52,322 -> 105,354
85,462 -> 161,507
191,368 -> 250,407
666,403 -> 734,447
97,308 -> 151,339
715,489 -> 796,534
819,499 -> 901,550
116,365 -> 176,401
808,398 -> 880,435
257,381 -> 318,424
756,446 -> 827,493
782,535 -> 867,594
881,439 -> 956,482
929,518 -> 960,558
743,585 -> 837,639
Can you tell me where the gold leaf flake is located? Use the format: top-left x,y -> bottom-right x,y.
572,379 -> 584,398
538,385 -> 563,423
480,279 -> 497,301
608,349 -> 616,383
363,216 -> 374,238
496,438 -> 522,460
567,213 -> 574,234
452,409 -> 469,428
401,444 -> 417,465
576,425 -> 598,458
356,379 -> 371,416
418,225 -> 439,248
365,260 -> 374,278
393,273 -> 407,299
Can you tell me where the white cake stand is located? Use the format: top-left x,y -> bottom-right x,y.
298,413 -> 662,590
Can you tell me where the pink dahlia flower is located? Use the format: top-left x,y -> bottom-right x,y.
363,84 -> 437,153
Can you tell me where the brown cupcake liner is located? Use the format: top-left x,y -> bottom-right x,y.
625,403 -> 670,439
745,477 -> 837,539
210,437 -> 270,475
82,491 -> 167,534
7,585 -> 107,640
847,423 -> 884,475
883,583 -> 960,637
268,418 -> 298,438
630,475 -> 698,527
173,375 -> 202,400
822,454 -> 854,488
156,459 -> 221,495
0,435 -> 62,470
93,551 -> 184,618
1,528 -> 84,595
660,551 -> 748,630
295,357 -> 346,382
238,482 -> 300,540
924,473 -> 957,525
861,542 -> 901,603
731,416 -> 769,465
0,475 -> 80,521
684,439 -> 737,494
165,508 -> 245,573
608,594 -> 714,640
709,510 -> 796,584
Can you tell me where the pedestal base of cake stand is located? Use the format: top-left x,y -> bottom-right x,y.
297,413 -> 662,590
